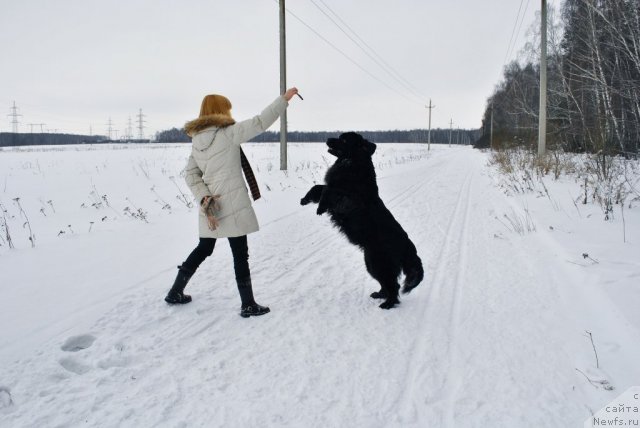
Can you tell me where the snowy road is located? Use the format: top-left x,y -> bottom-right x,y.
1,144 -> 638,427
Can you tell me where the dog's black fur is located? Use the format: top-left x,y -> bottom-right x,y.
301,132 -> 424,309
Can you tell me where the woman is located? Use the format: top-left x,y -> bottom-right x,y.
165,87 -> 300,317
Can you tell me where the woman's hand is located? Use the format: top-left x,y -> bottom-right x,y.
283,87 -> 299,101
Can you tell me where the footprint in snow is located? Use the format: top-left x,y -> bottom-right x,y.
58,357 -> 91,375
0,386 -> 13,408
61,334 -> 96,352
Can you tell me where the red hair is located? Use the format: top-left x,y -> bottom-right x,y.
199,94 -> 233,118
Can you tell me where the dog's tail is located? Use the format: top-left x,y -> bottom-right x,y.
401,242 -> 424,294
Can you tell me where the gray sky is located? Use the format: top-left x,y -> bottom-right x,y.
0,0 -> 557,137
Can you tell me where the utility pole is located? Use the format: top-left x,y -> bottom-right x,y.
538,0 -> 548,156
137,109 -> 146,140
425,99 -> 435,151
37,123 -> 45,133
279,0 -> 288,170
7,101 -> 22,133
449,119 -> 453,147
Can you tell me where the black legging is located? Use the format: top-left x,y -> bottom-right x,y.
182,236 -> 250,280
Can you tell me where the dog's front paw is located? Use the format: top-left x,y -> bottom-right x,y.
370,290 -> 387,299
316,206 -> 327,215
300,197 -> 309,206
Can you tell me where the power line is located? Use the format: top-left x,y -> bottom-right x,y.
514,0 -> 532,53
317,0 -> 426,99
308,0 -> 426,103
276,1 -> 422,105
504,0 -> 525,65
508,0 -> 531,63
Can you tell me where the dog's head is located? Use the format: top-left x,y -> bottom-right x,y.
326,132 -> 376,159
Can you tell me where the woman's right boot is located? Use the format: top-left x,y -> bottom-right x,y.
236,277 -> 270,318
164,265 -> 194,304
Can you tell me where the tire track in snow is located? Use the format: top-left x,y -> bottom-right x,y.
442,172 -> 473,426
382,157 -> 449,206
395,166 -> 475,426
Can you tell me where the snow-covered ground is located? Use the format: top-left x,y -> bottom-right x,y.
0,142 -> 638,427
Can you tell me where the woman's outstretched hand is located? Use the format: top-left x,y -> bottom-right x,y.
283,87 -> 300,101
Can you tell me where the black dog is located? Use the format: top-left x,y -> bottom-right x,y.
301,132 -> 424,309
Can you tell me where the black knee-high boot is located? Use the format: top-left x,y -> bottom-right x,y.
165,265 -> 194,304
237,277 -> 270,317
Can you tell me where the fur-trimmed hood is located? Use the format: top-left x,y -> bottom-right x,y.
184,114 -> 236,136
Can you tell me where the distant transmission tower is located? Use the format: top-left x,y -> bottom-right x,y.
136,108 -> 146,140
127,116 -> 134,140
7,101 -> 22,133
106,117 -> 114,140
26,123 -> 46,133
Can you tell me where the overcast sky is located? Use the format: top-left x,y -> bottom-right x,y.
0,0 -> 559,137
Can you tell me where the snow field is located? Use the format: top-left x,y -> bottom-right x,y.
0,142 -> 638,427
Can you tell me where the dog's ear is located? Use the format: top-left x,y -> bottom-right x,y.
363,141 -> 376,156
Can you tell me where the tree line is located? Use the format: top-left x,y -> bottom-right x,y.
0,133 -> 104,147
156,127 -> 481,145
477,0 -> 640,155
1,127 -> 481,147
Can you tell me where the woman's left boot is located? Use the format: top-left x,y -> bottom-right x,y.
165,265 -> 194,305
236,277 -> 270,318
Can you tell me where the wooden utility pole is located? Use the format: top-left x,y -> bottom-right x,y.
279,0 -> 288,170
538,0 -> 548,156
426,99 -> 435,151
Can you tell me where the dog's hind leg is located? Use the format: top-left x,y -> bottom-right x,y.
378,279 -> 400,309
364,251 -> 386,299
364,250 -> 401,309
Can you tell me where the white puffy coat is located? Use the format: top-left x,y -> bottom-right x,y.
184,96 -> 288,238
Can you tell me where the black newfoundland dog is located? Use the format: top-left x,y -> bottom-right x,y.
301,132 -> 424,309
